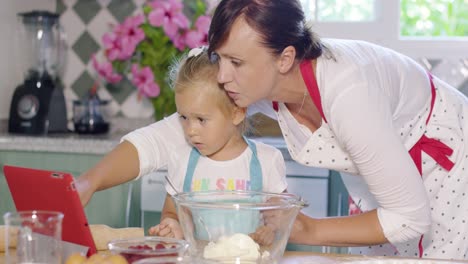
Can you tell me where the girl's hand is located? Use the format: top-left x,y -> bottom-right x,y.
74,177 -> 94,207
148,218 -> 184,239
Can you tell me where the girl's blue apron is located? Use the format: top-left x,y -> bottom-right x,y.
182,137 -> 263,240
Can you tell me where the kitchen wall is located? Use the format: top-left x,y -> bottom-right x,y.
55,0 -> 154,120
0,0 -> 467,121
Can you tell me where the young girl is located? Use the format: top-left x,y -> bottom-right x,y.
75,47 -> 287,240
144,47 -> 287,239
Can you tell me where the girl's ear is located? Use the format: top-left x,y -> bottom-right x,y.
232,106 -> 247,126
277,46 -> 296,74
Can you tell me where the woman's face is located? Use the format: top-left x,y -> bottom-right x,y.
215,17 -> 280,107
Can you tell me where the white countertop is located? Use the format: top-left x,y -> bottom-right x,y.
0,118 -> 148,155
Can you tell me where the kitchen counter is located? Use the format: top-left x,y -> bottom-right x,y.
280,251 -> 468,263
2,226 -> 465,264
1,226 -> 467,263
1,251 -> 467,264
0,119 -> 291,158
0,118 -> 151,155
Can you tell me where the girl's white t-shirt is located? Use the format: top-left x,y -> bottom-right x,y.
121,113 -> 287,195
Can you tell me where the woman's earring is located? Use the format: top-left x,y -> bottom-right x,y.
209,52 -> 219,63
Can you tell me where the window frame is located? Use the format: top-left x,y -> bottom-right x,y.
307,0 -> 468,59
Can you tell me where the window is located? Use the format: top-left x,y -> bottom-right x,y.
302,0 -> 375,21
300,0 -> 468,59
400,0 -> 468,37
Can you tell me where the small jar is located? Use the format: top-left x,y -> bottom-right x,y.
72,98 -> 110,134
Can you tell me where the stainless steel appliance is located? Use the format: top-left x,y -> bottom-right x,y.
8,11 -> 68,134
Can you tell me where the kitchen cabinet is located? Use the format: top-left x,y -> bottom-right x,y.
0,150 -> 141,228
140,170 -> 166,231
284,161 -> 329,217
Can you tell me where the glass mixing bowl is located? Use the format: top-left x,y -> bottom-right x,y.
172,191 -> 306,264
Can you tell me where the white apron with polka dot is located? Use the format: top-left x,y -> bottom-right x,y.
276,77 -> 468,259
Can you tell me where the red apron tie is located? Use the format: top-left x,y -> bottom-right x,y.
409,134 -> 455,174
407,73 -> 454,258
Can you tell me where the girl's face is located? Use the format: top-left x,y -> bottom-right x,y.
215,17 -> 280,107
175,83 -> 244,159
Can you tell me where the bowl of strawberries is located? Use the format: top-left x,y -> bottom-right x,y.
107,237 -> 189,263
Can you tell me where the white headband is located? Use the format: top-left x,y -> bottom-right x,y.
187,46 -> 207,58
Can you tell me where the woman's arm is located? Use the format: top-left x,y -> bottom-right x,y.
76,141 -> 140,206
289,210 -> 387,246
303,76 -> 431,246
288,63 -> 431,246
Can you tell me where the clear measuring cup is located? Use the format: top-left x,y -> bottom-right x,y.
3,210 -> 64,264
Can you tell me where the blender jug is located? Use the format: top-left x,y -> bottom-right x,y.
8,11 -> 68,134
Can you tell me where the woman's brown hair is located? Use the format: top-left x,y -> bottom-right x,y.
208,0 -> 323,61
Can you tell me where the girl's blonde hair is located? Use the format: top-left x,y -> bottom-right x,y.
169,50 -> 248,132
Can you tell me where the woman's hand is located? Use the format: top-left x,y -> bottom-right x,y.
288,212 -> 314,244
148,218 -> 184,239
249,225 -> 275,246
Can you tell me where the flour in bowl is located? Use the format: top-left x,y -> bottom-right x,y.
203,233 -> 270,262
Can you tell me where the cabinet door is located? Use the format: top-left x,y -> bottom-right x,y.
286,176 -> 328,218
140,171 -> 167,232
328,170 -> 349,217
141,171 -> 167,213
285,161 -> 329,217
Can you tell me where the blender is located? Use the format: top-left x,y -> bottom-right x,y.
8,10 -> 68,135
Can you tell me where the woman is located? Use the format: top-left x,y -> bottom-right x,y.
207,0 -> 468,259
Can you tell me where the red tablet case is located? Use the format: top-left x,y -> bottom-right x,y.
3,165 -> 97,256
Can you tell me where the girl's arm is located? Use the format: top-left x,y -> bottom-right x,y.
77,113 -> 185,206
148,194 -> 183,239
76,141 -> 140,206
161,194 -> 178,221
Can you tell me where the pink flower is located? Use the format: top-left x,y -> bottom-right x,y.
195,15 -> 211,32
148,0 -> 189,38
102,32 -> 135,61
171,32 -> 186,51
348,197 -> 362,215
102,32 -> 121,61
131,64 -> 160,97
91,54 -> 122,84
184,15 -> 211,48
115,14 -> 146,47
